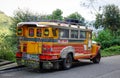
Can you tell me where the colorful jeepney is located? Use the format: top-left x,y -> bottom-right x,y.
16,21 -> 101,69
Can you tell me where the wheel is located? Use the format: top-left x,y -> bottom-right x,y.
92,52 -> 101,63
62,54 -> 73,69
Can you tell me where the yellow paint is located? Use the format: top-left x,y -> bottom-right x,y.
26,42 -> 42,54
91,44 -> 98,56
74,54 -> 91,60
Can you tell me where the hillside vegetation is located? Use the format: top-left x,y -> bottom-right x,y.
0,11 -> 15,61
0,11 -> 12,34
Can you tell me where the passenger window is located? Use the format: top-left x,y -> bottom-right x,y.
52,28 -> 57,36
36,28 -> 42,37
71,30 -> 78,38
60,29 -> 69,38
44,28 -> 49,36
89,32 -> 92,39
80,31 -> 86,38
29,28 -> 34,37
17,28 -> 23,35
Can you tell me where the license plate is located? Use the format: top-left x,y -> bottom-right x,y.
22,53 -> 39,61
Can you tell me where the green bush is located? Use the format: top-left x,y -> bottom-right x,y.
94,30 -> 113,49
103,46 -> 120,52
101,46 -> 120,57
94,29 -> 120,49
101,37 -> 120,49
0,33 -> 17,62
111,37 -> 120,46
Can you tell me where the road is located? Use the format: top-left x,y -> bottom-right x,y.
1,55 -> 120,78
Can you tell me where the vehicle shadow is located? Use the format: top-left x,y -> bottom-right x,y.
26,60 -> 94,73
72,60 -> 93,68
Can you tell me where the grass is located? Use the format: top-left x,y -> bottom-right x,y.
101,46 -> 120,57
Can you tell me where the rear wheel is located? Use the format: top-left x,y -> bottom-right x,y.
62,54 -> 73,69
92,52 -> 101,63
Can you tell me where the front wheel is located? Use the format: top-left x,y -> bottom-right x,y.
92,52 -> 101,63
62,54 -> 73,69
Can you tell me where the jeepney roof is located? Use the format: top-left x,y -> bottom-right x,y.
17,22 -> 59,27
17,21 -> 92,31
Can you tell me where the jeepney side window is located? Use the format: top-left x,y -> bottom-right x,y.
36,28 -> 42,37
17,28 -> 23,36
71,30 -> 78,38
29,28 -> 34,37
89,32 -> 92,39
44,28 -> 49,36
52,28 -> 57,36
60,29 -> 69,38
80,31 -> 86,38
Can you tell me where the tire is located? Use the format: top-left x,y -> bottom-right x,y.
62,54 -> 73,69
92,52 -> 101,63
39,62 -> 44,72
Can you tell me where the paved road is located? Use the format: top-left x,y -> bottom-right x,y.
1,55 -> 120,78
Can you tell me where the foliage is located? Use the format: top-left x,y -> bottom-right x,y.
94,4 -> 120,36
51,9 -> 63,21
11,9 -> 43,32
0,34 -> 16,61
94,29 -> 120,49
66,12 -> 85,25
0,12 -> 12,28
94,30 -> 113,49
101,46 -> 120,57
0,11 -> 16,61
94,30 -> 113,42
110,36 -> 120,46
94,14 -> 103,29
0,37 -> 15,61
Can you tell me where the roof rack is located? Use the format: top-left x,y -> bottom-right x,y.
17,19 -> 88,29
36,18 -> 84,25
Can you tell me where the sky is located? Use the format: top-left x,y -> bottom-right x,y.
0,0 -> 120,21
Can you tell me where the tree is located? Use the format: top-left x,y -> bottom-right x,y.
66,12 -> 85,25
94,14 -> 103,29
94,4 -> 120,36
103,4 -> 120,35
51,9 -> 63,21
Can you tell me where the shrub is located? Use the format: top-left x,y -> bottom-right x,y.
94,30 -> 113,49
0,33 -> 17,61
104,46 -> 120,52
111,37 -> 120,46
101,46 -> 120,57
